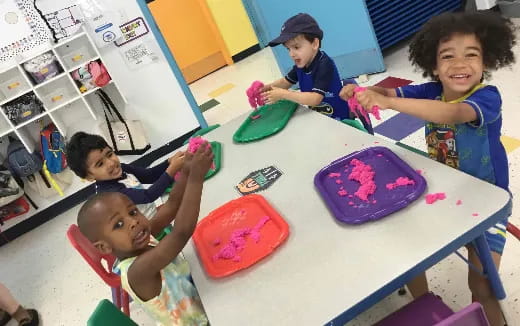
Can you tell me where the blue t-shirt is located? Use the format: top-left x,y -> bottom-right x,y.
396,82 -> 508,190
285,51 -> 350,120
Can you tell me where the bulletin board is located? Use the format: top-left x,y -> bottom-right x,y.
0,0 -> 50,63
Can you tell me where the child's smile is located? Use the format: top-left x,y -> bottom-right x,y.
434,33 -> 484,101
86,147 -> 123,181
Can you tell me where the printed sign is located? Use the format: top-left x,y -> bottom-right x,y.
236,166 -> 282,195
115,17 -> 149,47
121,41 -> 158,69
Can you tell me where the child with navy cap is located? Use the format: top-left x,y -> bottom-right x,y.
260,13 -> 372,133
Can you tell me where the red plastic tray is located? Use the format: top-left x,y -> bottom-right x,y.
193,194 -> 289,278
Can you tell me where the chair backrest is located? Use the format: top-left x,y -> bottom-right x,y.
66,224 -> 121,287
87,299 -> 137,326
434,302 -> 490,326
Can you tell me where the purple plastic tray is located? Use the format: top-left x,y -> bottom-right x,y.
314,146 -> 427,224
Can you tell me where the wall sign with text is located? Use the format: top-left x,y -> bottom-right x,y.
115,17 -> 149,47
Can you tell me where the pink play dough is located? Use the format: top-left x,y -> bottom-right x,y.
456,200 -> 463,206
338,189 -> 348,196
336,179 -> 343,184
213,216 -> 271,262
246,81 -> 266,109
347,86 -> 382,121
386,177 -> 415,190
425,192 -> 446,204
174,136 -> 214,181
328,172 -> 341,178
472,213 -> 479,217
348,159 -> 377,201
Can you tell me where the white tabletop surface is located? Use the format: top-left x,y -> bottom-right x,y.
182,108 -> 511,326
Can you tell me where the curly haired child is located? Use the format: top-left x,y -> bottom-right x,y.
340,12 -> 515,326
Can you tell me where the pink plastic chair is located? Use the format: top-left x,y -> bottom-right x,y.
67,224 -> 130,316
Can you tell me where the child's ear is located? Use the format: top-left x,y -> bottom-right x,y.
312,38 -> 319,50
94,240 -> 113,254
85,173 -> 95,182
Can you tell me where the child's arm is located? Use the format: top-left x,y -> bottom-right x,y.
262,88 -> 324,107
119,153 -> 184,204
260,77 -> 293,92
356,89 -> 477,124
339,83 -> 397,101
124,151 -> 184,184
127,146 -> 213,301
147,170 -> 190,236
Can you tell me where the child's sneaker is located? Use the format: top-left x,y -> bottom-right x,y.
19,309 -> 39,326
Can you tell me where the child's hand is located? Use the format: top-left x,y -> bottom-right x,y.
356,89 -> 391,111
339,84 -> 357,101
262,87 -> 287,105
189,145 -> 214,180
259,83 -> 273,93
168,151 -> 185,168
165,151 -> 185,177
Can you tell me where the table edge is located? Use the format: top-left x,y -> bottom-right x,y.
326,194 -> 513,325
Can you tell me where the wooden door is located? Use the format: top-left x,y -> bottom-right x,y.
149,0 -> 232,83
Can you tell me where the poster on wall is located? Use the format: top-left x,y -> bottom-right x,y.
77,0 -> 123,48
43,5 -> 83,40
121,41 -> 159,70
115,17 -> 149,47
0,0 -> 50,63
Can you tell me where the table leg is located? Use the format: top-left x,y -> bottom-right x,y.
474,234 -> 506,300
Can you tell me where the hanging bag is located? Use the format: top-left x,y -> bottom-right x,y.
97,89 -> 150,155
6,138 -> 43,178
40,123 -> 67,174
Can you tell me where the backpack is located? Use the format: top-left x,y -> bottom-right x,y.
40,123 -> 67,174
6,139 -> 43,178
71,60 -> 110,92
89,61 -> 110,87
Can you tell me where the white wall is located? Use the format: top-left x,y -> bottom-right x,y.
91,0 -> 200,152
475,0 -> 497,9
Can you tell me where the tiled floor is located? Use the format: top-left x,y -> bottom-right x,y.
2,21 -> 520,326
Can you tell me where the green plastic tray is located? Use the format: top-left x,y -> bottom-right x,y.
233,100 -> 298,143
165,141 -> 222,193
183,124 -> 220,145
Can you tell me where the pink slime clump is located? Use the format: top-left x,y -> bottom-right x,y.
347,86 -> 382,121
174,136 -> 214,181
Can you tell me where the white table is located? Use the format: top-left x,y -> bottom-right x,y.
182,108 -> 512,325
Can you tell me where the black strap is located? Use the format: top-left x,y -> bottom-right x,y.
96,90 -> 136,151
97,90 -> 136,150
38,170 -> 51,189
101,100 -> 119,153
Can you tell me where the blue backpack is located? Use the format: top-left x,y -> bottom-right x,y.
7,139 -> 43,177
40,123 -> 67,174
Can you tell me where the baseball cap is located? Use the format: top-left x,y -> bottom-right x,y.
268,13 -> 323,47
